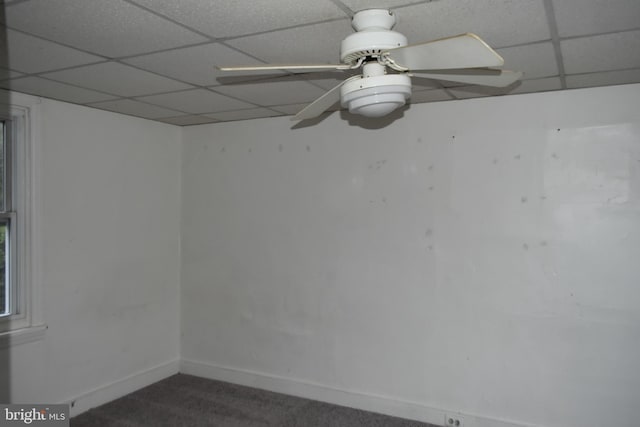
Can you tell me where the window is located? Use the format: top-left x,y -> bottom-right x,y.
0,93 -> 45,344
0,119 -> 12,317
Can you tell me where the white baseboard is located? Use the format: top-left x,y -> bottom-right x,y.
66,359 -> 180,417
180,359 -> 536,427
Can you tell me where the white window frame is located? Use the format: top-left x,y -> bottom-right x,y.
0,92 -> 45,347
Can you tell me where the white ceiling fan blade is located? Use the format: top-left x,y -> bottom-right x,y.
412,69 -> 523,87
385,33 -> 504,71
217,64 -> 352,72
292,76 -> 359,121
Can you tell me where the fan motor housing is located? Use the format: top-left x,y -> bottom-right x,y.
340,9 -> 408,64
340,30 -> 408,64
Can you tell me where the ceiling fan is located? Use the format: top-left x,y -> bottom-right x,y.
218,9 -> 522,121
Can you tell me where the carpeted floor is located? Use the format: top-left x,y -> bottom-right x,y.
71,374 -> 437,427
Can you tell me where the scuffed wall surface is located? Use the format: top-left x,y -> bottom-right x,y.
1,97 -> 181,407
181,84 -> 640,427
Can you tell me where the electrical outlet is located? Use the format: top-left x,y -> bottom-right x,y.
444,413 -> 464,427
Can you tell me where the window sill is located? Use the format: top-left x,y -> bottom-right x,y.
0,324 -> 47,349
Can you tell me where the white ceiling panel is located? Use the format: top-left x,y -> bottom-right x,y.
449,77 -> 562,99
206,108 -> 283,122
392,0 -> 550,48
42,62 -> 193,97
496,42 -> 559,80
269,103 -> 310,115
553,0 -> 640,38
158,115 -> 219,126
88,99 -> 184,119
562,30 -> 640,74
296,71 -> 355,91
227,20 -> 351,65
506,77 -> 563,94
0,0 -> 638,125
136,89 -> 255,114
340,0 -> 430,11
123,43 -> 281,86
566,69 -> 640,89
4,0 -> 208,57
2,29 -> 104,74
0,68 -> 24,80
211,80 -> 328,107
129,0 -> 347,39
0,77 -> 118,104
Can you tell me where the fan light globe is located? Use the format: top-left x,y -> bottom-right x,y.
341,74 -> 411,118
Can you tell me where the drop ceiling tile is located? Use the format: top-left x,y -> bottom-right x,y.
159,116 -> 219,126
561,30 -> 640,74
566,69 -> 640,89
4,0 -> 208,57
496,42 -> 559,80
227,20 -> 351,64
206,107 -> 283,122
158,115 -> 219,126
512,77 -> 563,93
392,0 -> 550,48
409,89 -> 454,103
136,88 -> 254,114
0,77 -> 118,104
1,29 -> 104,73
211,80 -> 327,107
553,0 -> 640,37
124,43 -> 281,86
88,99 -> 184,119
0,68 -> 24,80
340,0 -> 428,10
269,103 -> 308,115
296,70 -> 359,90
306,78 -> 346,91
449,77 -> 562,98
129,0 -> 347,39
42,62 -> 193,96
270,100 -> 344,115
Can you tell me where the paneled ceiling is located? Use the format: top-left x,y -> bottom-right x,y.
1,0 -> 639,125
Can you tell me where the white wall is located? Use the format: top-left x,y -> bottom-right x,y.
0,94 -> 182,414
180,84 -> 640,427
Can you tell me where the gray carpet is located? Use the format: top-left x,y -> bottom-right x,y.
71,374 -> 437,427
